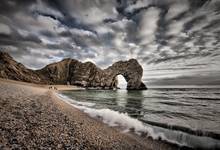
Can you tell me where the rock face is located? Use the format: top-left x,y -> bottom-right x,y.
0,52 -> 45,84
105,59 -> 147,90
0,52 -> 147,90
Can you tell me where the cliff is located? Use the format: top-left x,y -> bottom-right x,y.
0,52 -> 147,90
0,52 -> 45,84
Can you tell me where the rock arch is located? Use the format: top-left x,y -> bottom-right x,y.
105,59 -> 147,90
0,52 -> 147,90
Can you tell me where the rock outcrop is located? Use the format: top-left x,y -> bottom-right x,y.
105,59 -> 147,90
0,52 -> 46,84
0,52 -> 147,90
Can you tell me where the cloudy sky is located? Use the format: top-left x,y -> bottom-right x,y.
0,0 -> 220,86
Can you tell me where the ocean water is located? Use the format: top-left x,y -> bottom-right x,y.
58,87 -> 220,149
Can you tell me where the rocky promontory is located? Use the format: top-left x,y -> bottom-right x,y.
0,52 -> 147,90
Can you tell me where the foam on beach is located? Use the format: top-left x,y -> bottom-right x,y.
58,94 -> 95,107
57,93 -> 220,149
57,93 -> 184,146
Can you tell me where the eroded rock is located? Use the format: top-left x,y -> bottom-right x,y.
0,52 -> 147,90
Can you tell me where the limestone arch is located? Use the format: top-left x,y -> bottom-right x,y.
106,59 -> 147,90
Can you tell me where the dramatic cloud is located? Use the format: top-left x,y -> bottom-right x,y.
0,0 -> 220,86
139,7 -> 160,45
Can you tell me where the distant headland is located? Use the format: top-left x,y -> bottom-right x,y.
0,52 -> 147,90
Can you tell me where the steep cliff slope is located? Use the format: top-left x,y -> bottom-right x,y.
0,52 -> 45,84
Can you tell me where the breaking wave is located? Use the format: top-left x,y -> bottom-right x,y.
57,93 -> 220,149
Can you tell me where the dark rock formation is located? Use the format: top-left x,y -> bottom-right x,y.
0,52 -> 147,90
0,52 -> 45,84
104,59 -> 147,90
36,58 -> 74,85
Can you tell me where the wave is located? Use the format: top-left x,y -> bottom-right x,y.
57,93 -> 185,146
139,119 -> 220,140
57,93 -> 96,107
144,96 -> 172,100
158,101 -> 193,106
57,93 -> 220,149
188,97 -> 220,101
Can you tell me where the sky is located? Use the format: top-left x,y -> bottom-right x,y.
0,0 -> 220,86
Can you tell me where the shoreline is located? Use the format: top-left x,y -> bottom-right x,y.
0,79 -> 178,149
55,92 -> 189,148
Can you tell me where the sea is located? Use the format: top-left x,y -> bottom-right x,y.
58,86 -> 220,149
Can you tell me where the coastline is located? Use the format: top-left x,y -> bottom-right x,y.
0,78 -> 178,149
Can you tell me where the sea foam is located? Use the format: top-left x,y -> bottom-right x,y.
57,93 -> 184,146
56,92 -> 220,149
58,93 -> 95,107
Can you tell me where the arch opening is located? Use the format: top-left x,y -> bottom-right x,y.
117,75 -> 127,89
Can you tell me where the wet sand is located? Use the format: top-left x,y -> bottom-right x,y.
0,79 -> 178,149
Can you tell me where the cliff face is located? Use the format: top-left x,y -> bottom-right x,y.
36,58 -> 74,85
0,52 -> 147,90
0,52 -> 45,84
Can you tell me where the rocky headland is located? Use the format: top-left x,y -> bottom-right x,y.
0,52 -> 147,90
